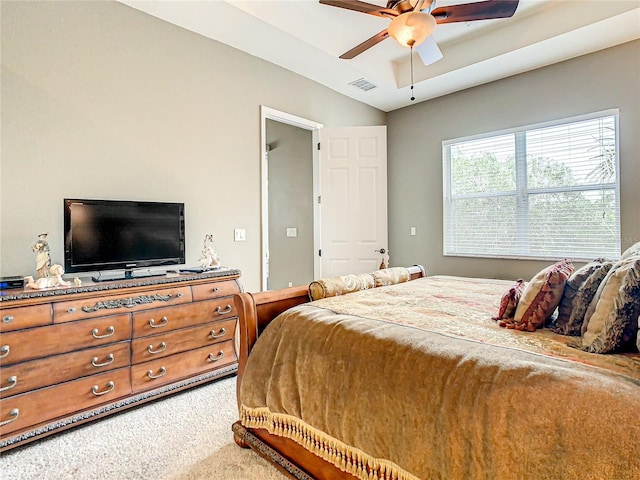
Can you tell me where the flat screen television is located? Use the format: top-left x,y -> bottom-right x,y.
64,198 -> 185,282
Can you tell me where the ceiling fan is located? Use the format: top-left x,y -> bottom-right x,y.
320,0 -> 520,65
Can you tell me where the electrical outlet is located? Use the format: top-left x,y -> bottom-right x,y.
234,228 -> 246,242
410,226 -> 417,236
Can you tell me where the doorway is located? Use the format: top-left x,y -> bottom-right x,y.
260,107 -> 323,291
266,120 -> 313,290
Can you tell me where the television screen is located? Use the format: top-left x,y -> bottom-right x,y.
64,199 -> 185,281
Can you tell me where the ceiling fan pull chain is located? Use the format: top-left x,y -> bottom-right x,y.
410,45 -> 416,102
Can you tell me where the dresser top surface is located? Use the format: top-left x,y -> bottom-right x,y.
0,268 -> 241,303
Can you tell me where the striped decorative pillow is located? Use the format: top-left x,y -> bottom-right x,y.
493,279 -> 526,322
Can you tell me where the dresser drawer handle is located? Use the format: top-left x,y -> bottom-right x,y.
91,354 -> 115,368
177,292 -> 184,298
91,381 -> 115,396
147,366 -> 167,379
213,287 -> 220,292
2,315 -> 14,323
207,351 -> 224,362
0,376 -> 17,392
149,316 -> 168,328
91,326 -> 115,339
147,342 -> 167,355
0,345 -> 9,359
215,305 -> 232,315
0,408 -> 19,426
67,307 -> 77,313
210,327 -> 227,339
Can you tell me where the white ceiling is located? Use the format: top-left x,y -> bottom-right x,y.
120,0 -> 640,112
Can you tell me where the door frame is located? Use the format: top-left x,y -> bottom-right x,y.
260,106 -> 323,291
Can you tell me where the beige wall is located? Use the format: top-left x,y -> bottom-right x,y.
0,1 -> 385,292
387,39 -> 640,281
3,2 -> 638,291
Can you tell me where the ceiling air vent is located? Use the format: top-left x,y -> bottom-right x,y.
348,78 -> 377,92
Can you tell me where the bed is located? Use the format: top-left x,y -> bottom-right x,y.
232,263 -> 640,480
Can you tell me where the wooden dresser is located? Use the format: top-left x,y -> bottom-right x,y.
0,269 -> 241,451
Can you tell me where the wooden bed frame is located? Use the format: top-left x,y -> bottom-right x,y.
231,266 -> 427,480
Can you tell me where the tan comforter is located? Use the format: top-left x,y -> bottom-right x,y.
239,276 -> 640,480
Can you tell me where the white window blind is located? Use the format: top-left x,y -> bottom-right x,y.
443,110 -> 620,260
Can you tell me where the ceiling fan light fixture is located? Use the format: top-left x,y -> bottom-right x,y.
387,11 -> 436,48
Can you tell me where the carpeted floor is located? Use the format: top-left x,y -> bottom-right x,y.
0,376 -> 288,480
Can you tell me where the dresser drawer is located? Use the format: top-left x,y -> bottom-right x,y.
191,280 -> 241,301
131,317 -> 237,364
0,314 -> 131,366
53,286 -> 192,323
0,367 -> 131,436
0,304 -> 52,332
131,340 -> 236,392
132,298 -> 237,338
0,342 -> 131,399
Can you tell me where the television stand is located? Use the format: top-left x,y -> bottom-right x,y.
91,269 -> 166,282
0,268 -> 242,452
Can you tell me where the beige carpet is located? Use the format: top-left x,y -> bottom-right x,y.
0,376 -> 288,480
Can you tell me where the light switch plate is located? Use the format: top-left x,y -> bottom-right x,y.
234,228 -> 246,241
286,227 -> 297,238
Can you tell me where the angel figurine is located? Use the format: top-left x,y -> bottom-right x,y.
32,232 -> 51,279
198,234 -> 221,269
25,264 -> 72,289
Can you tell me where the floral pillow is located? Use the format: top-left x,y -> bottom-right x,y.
558,261 -> 614,337
510,259 -> 574,332
620,241 -> 640,260
572,255 -> 640,354
371,267 -> 411,287
493,279 -> 525,323
308,273 -> 375,301
553,258 -> 608,335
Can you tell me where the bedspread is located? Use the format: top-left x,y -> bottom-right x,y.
239,276 -> 640,480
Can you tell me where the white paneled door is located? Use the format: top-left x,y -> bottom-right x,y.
319,126 -> 388,278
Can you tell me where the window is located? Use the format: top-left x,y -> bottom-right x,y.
443,110 -> 620,260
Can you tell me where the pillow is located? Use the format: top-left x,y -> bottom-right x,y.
308,273 -> 375,301
559,261 -> 614,337
553,258 -> 608,335
512,259 -> 574,332
574,256 -> 640,354
493,279 -> 525,322
620,241 -> 640,260
371,267 -> 411,287
581,266 -> 612,336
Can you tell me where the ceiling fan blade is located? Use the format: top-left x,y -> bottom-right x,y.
319,0 -> 399,19
416,36 -> 443,66
339,29 -> 390,59
431,0 -> 519,24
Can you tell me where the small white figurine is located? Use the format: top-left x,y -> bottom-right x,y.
74,277 -> 82,287
375,248 -> 389,270
25,264 -> 72,289
32,232 -> 51,279
199,234 -> 221,269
